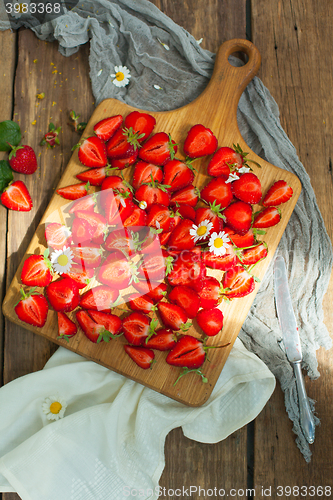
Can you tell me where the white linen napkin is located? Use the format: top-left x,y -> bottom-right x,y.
0,338 -> 274,499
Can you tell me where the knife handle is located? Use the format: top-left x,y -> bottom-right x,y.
293,361 -> 315,444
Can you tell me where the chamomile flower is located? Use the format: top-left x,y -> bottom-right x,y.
208,231 -> 230,256
190,219 -> 213,243
110,65 -> 131,87
225,172 -> 240,184
42,395 -> 67,421
238,166 -> 251,174
50,246 -> 74,274
139,200 -> 147,210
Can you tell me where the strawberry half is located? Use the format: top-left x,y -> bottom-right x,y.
71,243 -> 102,269
138,132 -> 177,166
122,311 -> 151,345
133,281 -> 167,303
202,247 -> 238,271
166,335 -> 206,369
157,301 -> 190,332
106,127 -> 142,159
162,159 -> 194,192
195,204 -> 224,239
68,194 -> 96,214
222,266 -> 255,298
167,249 -> 206,291
147,203 -> 174,233
168,218 -> 195,251
168,285 -> 200,319
57,311 -> 77,341
124,111 -> 156,142
253,207 -> 281,228
169,185 -> 199,207
56,183 -> 88,200
62,264 -> 94,289
21,253 -> 53,287
183,124 -> 218,158
231,173 -> 262,204
76,309 -> 114,343
223,227 -> 255,248
196,307 -> 223,337
262,180 -> 293,206
241,243 -> 268,265
207,146 -> 243,178
127,293 -> 156,314
135,181 -> 170,209
15,287 -> 49,327
97,250 -> 134,290
124,345 -> 155,369
75,211 -> 107,245
1,180 -> 33,211
71,218 -> 95,245
45,223 -> 71,250
176,204 -> 196,221
103,228 -> 134,255
123,206 -> 148,227
200,177 -> 233,209
110,151 -> 138,170
138,251 -> 169,283
223,201 -> 253,235
198,277 -> 222,309
46,277 -> 80,312
76,166 -> 109,186
101,175 -> 132,195
93,115 -> 123,141
77,136 -> 107,167
145,329 -> 177,351
88,310 -> 122,336
80,285 -> 119,312
132,161 -> 163,191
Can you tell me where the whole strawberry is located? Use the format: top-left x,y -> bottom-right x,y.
8,144 -> 37,174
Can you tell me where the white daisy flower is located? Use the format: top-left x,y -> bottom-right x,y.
42,395 -> 67,421
139,200 -> 147,210
50,246 -> 74,274
225,172 -> 240,184
238,165 -> 251,174
190,219 -> 213,243
153,84 -> 163,90
110,65 -> 131,87
157,38 -> 170,50
208,231 -> 231,256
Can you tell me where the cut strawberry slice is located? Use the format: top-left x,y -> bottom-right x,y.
46,277 -> 80,312
263,180 -> 293,206
133,281 -> 167,303
168,219 -> 195,251
138,252 -> 167,283
145,329 -> 177,351
45,223 -> 71,250
87,310 -> 122,336
80,285 -> 119,312
176,204 -> 196,221
138,132 -> 177,166
124,345 -> 155,369
132,162 -> 163,190
223,227 -> 255,248
253,207 -> 281,228
157,301 -> 190,331
68,194 -> 96,213
106,127 -> 141,159
77,136 -> 108,167
207,146 -> 243,178
166,335 -> 206,369
167,249 -> 206,291
76,309 -> 110,343
124,111 -> 156,142
147,203 -> 174,233
127,293 -> 156,314
76,167 -> 108,186
1,180 -> 33,212
202,248 -> 238,271
135,183 -> 170,209
62,264 -> 94,289
197,277 -> 222,309
57,183 -> 88,200
97,250 -> 133,290
231,172 -> 262,205
241,243 -> 268,265
21,254 -> 52,287
71,243 -> 102,268
200,177 -> 233,208
71,218 -> 95,245
15,287 -> 48,327
183,124 -> 218,158
93,115 -> 123,141
57,311 -> 77,341
122,311 -> 150,345
75,211 -> 107,245
123,206 -> 147,227
169,185 -> 199,207
163,159 -> 194,192
222,266 -> 255,298
101,190 -> 134,225
101,175 -> 132,195
110,151 -> 138,170
168,285 -> 200,319
196,308 -> 223,336
223,201 -> 253,235
194,205 -> 224,239
103,228 -> 134,255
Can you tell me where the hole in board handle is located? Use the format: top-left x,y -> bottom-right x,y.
228,51 -> 249,67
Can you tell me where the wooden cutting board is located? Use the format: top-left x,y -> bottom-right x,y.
2,39 -> 301,406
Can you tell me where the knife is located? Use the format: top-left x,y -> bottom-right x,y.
274,255 -> 315,444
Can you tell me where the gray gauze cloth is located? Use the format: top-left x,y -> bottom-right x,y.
1,0 -> 332,462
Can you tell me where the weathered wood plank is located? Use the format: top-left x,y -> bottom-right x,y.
252,0 -> 333,493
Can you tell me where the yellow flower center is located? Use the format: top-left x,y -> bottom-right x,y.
197,225 -> 207,236
213,237 -> 224,248
57,254 -> 68,266
115,72 -> 125,81
49,402 -> 62,414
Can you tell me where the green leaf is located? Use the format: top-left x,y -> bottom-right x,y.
0,160 -> 13,193
0,121 -> 21,151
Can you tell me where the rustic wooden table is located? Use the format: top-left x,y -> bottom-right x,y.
0,1 -> 332,499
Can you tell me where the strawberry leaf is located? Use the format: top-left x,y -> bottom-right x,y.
173,367 -> 208,386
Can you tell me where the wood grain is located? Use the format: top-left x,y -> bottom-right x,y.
2,39 -> 301,407
252,0 -> 333,492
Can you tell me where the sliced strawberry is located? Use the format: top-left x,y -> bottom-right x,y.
167,219 -> 195,251
133,281 -> 167,303
57,311 -> 77,341
97,250 -> 133,290
1,180 -> 33,211
106,127 -> 141,159
124,345 -> 155,369
71,243 -> 102,269
163,159 -> 194,192
15,287 -> 48,327
124,111 -> 156,142
194,205 -> 224,240
253,207 -> 281,228
80,285 -> 119,312
176,204 -> 196,221
196,308 -> 223,336
135,182 -> 170,209
123,206 -> 148,227
76,167 -> 108,186
198,277 -> 222,309
62,264 -> 94,289
76,309 -> 110,343
122,311 -> 150,345
138,252 -> 167,283
110,151 -> 138,170
202,247 -> 238,271
169,185 -> 199,207
167,250 -> 206,291
200,177 -> 233,209
46,277 -> 80,312
168,285 -> 200,319
57,183 -> 88,200
103,228 -> 134,255
45,223 -> 71,250
223,227 -> 255,248
77,136 -> 107,168
183,124 -> 218,158
223,201 -> 253,235
127,293 -> 156,314
71,218 -> 95,245
75,211 -> 107,245
93,115 -> 123,141
101,190 -> 134,225
132,162 -> 163,191
145,329 -> 177,351
147,203 -> 174,233
87,310 -> 122,336
207,146 -> 243,177
101,175 -> 132,195
68,194 -> 96,213
21,254 -> 52,287
262,180 -> 293,206
138,132 -> 177,166
222,266 -> 255,298
241,243 -> 268,265
231,173 -> 262,204
157,301 -> 190,331
166,335 -> 206,369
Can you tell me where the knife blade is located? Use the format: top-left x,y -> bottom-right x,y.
274,255 -> 315,444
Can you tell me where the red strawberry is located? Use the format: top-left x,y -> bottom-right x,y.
145,329 -> 177,351
45,223 -> 71,250
202,248 -> 238,271
110,151 -> 138,170
71,218 -> 95,245
8,144 -> 37,174
103,228 -> 134,255
71,243 -> 102,268
168,218 -> 195,251
80,285 -> 119,312
207,146 -> 243,177
56,183 -> 88,200
200,177 -> 233,209
231,173 -> 262,204
76,166 -> 108,186
127,293 -> 156,314
46,277 -> 80,312
75,211 -> 107,245
124,111 -> 156,142
135,182 -> 170,209
15,287 -> 48,327
138,132 -> 177,166
222,266 -> 255,298
169,185 -> 199,207
263,180 -> 293,206
21,253 -> 52,287
168,285 -> 200,319
167,250 -> 206,291
57,311 -> 77,341
194,205 -> 224,239
101,190 -> 134,225
123,206 -> 147,227
163,160 -> 194,192
253,207 -> 281,228
77,136 -> 107,167
147,203 -> 174,233
93,115 -> 123,141
123,312 -> 150,345
198,277 -> 222,309
223,227 -> 255,248
176,204 -> 196,221
241,242 -> 268,265
157,301 -> 190,331
1,180 -> 33,211
76,309 -> 112,343
124,345 -> 155,369
183,124 -> 217,158
196,307 -> 223,336
133,281 -> 167,303
87,310 -> 122,336
68,194 -> 96,214
62,264 -> 94,289
132,162 -> 163,190
138,252 -> 168,283
166,335 -> 206,369
98,251 -> 134,290
106,127 -> 141,159
101,175 -> 132,195
223,201 -> 253,235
